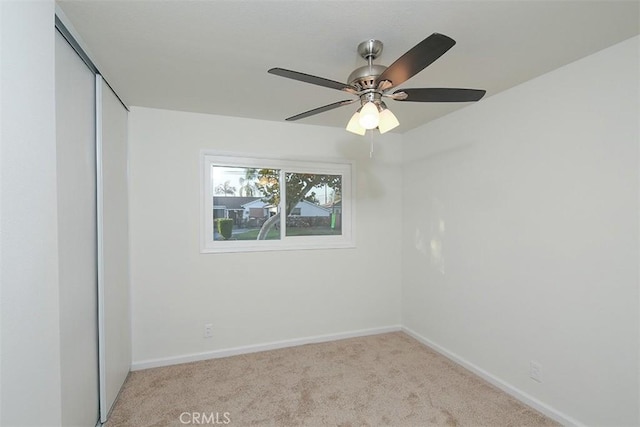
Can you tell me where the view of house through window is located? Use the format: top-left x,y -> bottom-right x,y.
211,166 -> 342,241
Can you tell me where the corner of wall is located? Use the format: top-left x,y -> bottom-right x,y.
1,1 -> 63,424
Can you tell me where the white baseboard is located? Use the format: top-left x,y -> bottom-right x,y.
401,326 -> 584,427
131,325 -> 402,371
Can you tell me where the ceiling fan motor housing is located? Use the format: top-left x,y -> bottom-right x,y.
348,64 -> 387,92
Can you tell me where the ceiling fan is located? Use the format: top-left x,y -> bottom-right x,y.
268,33 -> 486,135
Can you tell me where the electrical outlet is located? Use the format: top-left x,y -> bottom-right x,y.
530,361 -> 542,383
204,323 -> 213,338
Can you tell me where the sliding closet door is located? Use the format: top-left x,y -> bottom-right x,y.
55,31 -> 100,426
97,77 -> 131,423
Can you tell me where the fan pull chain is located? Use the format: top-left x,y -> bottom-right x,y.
369,129 -> 374,158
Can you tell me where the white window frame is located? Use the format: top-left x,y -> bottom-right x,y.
200,152 -> 355,253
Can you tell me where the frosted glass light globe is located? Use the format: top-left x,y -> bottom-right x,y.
358,102 -> 379,130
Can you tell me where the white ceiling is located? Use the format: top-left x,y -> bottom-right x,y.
57,0 -> 639,133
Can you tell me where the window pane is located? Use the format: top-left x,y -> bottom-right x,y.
284,172 -> 342,237
211,166 -> 280,241
202,154 -> 353,253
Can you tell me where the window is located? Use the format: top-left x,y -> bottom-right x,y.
201,153 -> 354,253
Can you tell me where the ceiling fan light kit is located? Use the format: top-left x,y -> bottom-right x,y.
377,104 -> 400,134
346,100 -> 399,135
268,33 -> 486,135
345,110 -> 366,136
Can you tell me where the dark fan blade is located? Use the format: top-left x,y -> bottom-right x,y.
394,88 -> 486,102
376,33 -> 456,90
285,99 -> 357,121
269,68 -> 357,94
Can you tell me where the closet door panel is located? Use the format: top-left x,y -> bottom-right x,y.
97,77 -> 131,422
55,30 -> 99,427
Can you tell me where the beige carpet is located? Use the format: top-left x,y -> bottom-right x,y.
106,332 -> 559,426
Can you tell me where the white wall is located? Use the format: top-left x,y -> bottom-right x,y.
0,1 -> 63,425
401,36 -> 639,426
129,108 -> 403,366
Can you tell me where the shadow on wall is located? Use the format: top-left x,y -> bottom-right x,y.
414,197 -> 446,276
